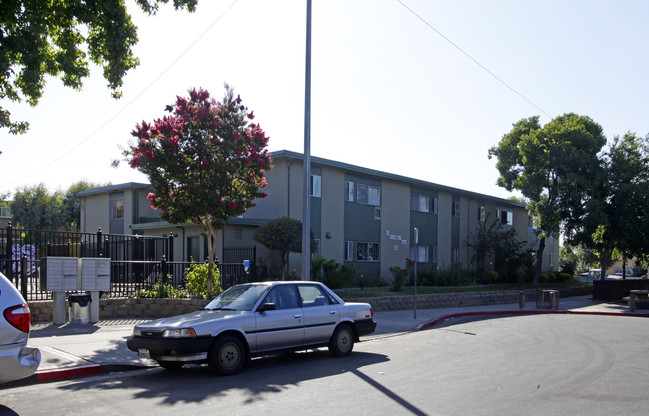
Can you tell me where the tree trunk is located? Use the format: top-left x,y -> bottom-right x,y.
204,217 -> 217,296
534,237 -> 546,284
599,241 -> 615,280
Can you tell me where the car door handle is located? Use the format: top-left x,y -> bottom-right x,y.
294,314 -> 302,319
329,310 -> 336,315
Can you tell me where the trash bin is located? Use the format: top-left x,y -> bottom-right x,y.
69,293 -> 92,324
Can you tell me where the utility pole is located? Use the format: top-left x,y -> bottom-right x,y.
301,0 -> 312,280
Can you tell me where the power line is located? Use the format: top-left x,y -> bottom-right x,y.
395,0 -> 551,119
3,0 -> 240,189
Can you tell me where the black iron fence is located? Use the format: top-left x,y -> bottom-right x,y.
0,224 -> 266,301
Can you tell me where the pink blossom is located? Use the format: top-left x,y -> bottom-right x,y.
236,94 -> 242,104
170,135 -> 179,147
202,158 -> 208,165
230,201 -> 238,212
259,192 -> 268,198
233,131 -> 241,141
247,111 -> 255,120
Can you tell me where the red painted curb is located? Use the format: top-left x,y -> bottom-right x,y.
416,310 -> 649,331
36,364 -> 102,382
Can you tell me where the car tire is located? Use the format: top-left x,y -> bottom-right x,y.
328,323 -> 354,357
157,360 -> 184,371
209,334 -> 245,376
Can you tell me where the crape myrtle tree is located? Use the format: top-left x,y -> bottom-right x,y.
1,0 -> 198,135
488,113 -> 606,284
123,86 -> 272,295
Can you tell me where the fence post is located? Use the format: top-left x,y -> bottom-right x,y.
97,228 -> 103,257
168,233 -> 175,262
5,222 -> 12,277
161,255 -> 168,284
20,253 -> 28,299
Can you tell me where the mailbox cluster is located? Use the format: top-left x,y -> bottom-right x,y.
42,257 -> 111,324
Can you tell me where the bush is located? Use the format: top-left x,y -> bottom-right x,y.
389,266 -> 408,291
539,273 -> 549,283
310,254 -> 327,281
135,275 -> 185,298
321,259 -> 355,289
184,262 -> 221,298
355,274 -> 388,289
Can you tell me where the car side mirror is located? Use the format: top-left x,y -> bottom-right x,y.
258,303 -> 276,312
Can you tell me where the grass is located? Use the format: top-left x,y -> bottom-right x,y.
334,280 -> 591,299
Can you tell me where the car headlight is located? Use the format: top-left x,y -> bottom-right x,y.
133,327 -> 142,336
162,328 -> 197,338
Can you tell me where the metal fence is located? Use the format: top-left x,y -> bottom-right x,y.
0,224 -> 266,300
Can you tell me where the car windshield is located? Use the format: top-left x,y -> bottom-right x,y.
204,284 -> 269,311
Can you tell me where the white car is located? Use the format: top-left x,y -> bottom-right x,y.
127,281 -> 376,375
0,272 -> 41,383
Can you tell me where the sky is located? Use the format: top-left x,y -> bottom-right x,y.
2,0 -> 649,200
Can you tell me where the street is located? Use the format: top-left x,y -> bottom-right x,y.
2,313 -> 649,415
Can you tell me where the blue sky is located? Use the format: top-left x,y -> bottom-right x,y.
2,0 -> 649,200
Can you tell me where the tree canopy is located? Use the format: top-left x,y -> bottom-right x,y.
123,85 -> 271,294
253,216 -> 303,280
0,0 -> 197,134
488,113 -> 607,283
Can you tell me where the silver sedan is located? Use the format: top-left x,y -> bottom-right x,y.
127,281 -> 376,375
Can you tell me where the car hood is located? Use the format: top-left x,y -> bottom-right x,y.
135,309 -> 249,331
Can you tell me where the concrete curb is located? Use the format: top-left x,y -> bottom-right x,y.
415,309 -> 649,331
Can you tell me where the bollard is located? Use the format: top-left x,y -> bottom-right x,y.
629,294 -> 637,312
519,291 -> 526,309
549,291 -> 559,309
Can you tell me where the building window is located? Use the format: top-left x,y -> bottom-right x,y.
0,206 -> 11,218
357,184 -> 380,206
345,181 -> 354,202
356,242 -> 380,261
411,194 -> 429,213
479,206 -> 486,222
431,246 -> 438,263
497,209 -> 513,225
548,253 -> 554,267
310,174 -> 321,197
111,198 -> 124,219
374,207 -> 381,220
452,201 -> 460,217
451,247 -> 460,264
409,246 -> 429,263
344,241 -> 353,261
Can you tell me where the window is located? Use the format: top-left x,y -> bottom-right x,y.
357,184 -> 380,206
374,207 -> 381,220
498,209 -> 513,225
356,242 -> 380,261
345,181 -> 354,202
263,285 -> 299,310
298,285 -> 335,307
479,206 -> 486,222
548,254 -> 554,267
452,201 -> 460,217
409,246 -> 429,263
111,198 -> 124,219
451,247 -> 460,264
310,174 -> 321,197
411,194 -> 430,213
344,241 -> 353,261
431,246 -> 438,263
0,206 -> 11,218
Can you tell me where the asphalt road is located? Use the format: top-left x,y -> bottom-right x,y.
2,313 -> 648,415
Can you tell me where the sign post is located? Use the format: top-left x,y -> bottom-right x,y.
243,260 -> 250,282
414,227 -> 418,319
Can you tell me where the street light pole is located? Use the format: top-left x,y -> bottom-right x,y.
301,0 -> 312,280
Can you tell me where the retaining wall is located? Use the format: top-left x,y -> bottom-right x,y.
28,287 -> 592,323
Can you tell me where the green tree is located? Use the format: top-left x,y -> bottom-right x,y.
123,86 -> 271,295
253,217 -> 303,280
1,0 -> 197,134
10,183 -> 65,230
576,133 -> 649,277
488,113 -> 606,283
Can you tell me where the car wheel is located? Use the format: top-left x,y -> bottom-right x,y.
209,334 -> 245,376
328,324 -> 354,357
157,360 -> 184,371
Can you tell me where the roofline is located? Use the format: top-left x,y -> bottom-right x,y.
270,150 -> 526,208
130,217 -> 270,231
70,182 -> 151,198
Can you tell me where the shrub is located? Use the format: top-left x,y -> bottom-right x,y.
321,259 -> 355,289
135,275 -> 185,298
184,262 -> 221,298
539,273 -> 549,283
310,254 -> 327,281
389,266 -> 408,291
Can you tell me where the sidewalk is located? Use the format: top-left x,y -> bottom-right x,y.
6,295 -> 648,387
